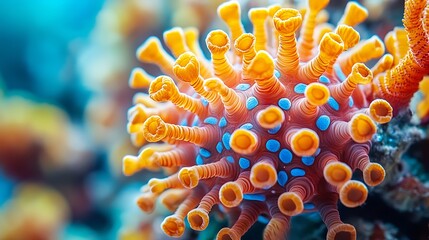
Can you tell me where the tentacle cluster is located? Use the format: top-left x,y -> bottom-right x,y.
123,0 -> 428,239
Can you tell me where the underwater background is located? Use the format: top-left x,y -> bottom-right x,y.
0,0 -> 427,239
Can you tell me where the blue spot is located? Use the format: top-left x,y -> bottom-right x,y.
219,117 -> 227,128
257,216 -> 270,224
291,168 -> 306,177
328,97 -> 340,111
274,70 -> 281,78
239,157 -> 250,169
301,156 -> 315,166
268,125 -> 281,134
266,139 -> 280,152
226,156 -> 235,163
216,142 -> 223,154
278,98 -> 291,110
294,83 -> 307,94
246,97 -> 259,110
279,149 -> 293,164
334,64 -> 346,82
319,75 -> 330,84
200,98 -> 209,106
243,194 -> 266,201
277,171 -> 288,187
316,115 -> 331,131
349,97 -> 354,107
315,148 -> 321,156
240,123 -> 253,130
199,148 -> 211,158
235,83 -> 251,91
222,132 -> 231,150
192,116 -> 200,126
203,117 -> 218,125
179,118 -> 188,126
196,155 -> 203,165
304,203 -> 315,210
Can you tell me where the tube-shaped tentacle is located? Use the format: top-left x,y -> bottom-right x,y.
371,54 -> 394,77
178,158 -> 236,189
330,113 -> 377,144
318,152 -> 352,187
173,52 -> 220,104
136,37 -> 175,77
329,63 -> 373,103
264,199 -> 291,240
256,105 -> 285,129
337,1 -> 368,27
314,192 -> 357,240
187,185 -> 221,231
163,27 -> 189,58
206,30 -> 239,87
273,8 -> 302,76
297,0 -> 330,61
298,32 -> 344,83
147,172 -> 183,194
149,76 -> 207,118
248,50 -> 286,99
204,78 -> 246,120
338,36 -> 385,76
159,188 -> 190,212
216,202 -> 265,240
249,8 -> 269,51
142,115 -> 218,146
279,178 -> 314,216
219,171 -> 255,208
217,1 -> 245,44
161,190 -> 205,237
235,33 -> 256,78
292,83 -> 330,119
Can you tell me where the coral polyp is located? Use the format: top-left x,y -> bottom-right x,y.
123,0 -> 429,239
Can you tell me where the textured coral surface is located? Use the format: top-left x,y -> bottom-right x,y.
123,0 -> 429,239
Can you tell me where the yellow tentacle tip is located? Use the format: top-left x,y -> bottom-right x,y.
249,8 -> 269,22
203,77 -> 226,94
320,32 -> 344,57
163,27 -> 187,56
290,128 -> 320,156
188,209 -> 210,231
161,215 -> 185,237
350,63 -> 373,85
256,105 -> 285,129
136,37 -> 162,63
230,128 -> 259,155
273,8 -> 302,34
173,52 -> 200,82
305,83 -> 330,106
217,1 -> 241,23
339,180 -> 368,208
349,113 -> 377,143
235,33 -> 255,54
178,167 -> 200,189
247,50 -> 275,79
308,0 -> 330,12
363,163 -> 385,187
336,24 -> 360,50
127,104 -> 148,134
250,160 -> 278,189
326,224 -> 356,240
341,2 -> 368,26
323,162 -> 352,186
278,192 -> 304,216
149,76 -> 179,102
142,115 -> 167,142
219,182 -> 244,208
206,30 -> 230,54
122,155 -> 139,176
368,99 -> 393,124
129,68 -> 152,89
